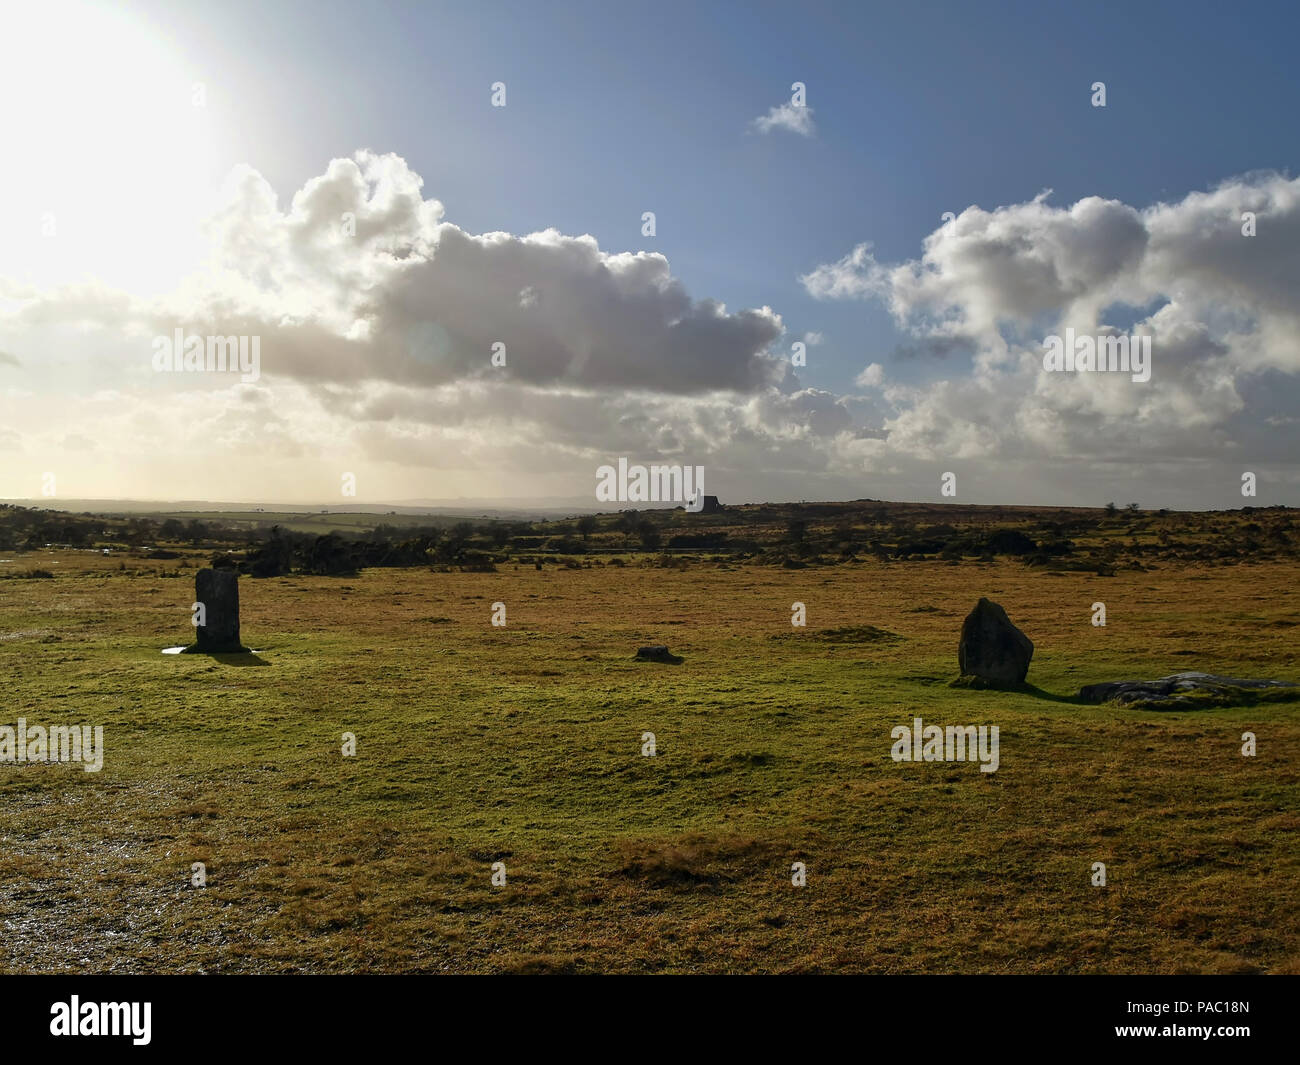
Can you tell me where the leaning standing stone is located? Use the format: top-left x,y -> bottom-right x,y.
955,598 -> 1033,687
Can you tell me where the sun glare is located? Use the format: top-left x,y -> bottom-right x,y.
0,1 -> 224,293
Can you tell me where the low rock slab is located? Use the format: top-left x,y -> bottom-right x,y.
635,645 -> 683,664
1079,672 -> 1298,709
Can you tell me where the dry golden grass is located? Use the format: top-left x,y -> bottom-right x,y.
0,549 -> 1297,972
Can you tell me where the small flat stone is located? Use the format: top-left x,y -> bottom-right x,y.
635,645 -> 683,664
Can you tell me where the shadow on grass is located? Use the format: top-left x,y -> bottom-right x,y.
947,681 -> 1300,709
204,652 -> 270,667
947,677 -> 1087,705
1019,683 -> 1087,705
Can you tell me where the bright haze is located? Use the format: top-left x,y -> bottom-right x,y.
1,0 -> 1297,509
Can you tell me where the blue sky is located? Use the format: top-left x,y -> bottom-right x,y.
1,0 -> 1298,506
132,0 -> 1300,400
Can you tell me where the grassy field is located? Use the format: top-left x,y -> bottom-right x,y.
1,549 -> 1298,973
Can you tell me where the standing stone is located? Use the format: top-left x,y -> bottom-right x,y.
956,598 -> 1033,686
183,567 -> 249,653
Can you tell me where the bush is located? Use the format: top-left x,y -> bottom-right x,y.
1038,539 -> 1075,556
666,532 -> 728,549
895,538 -> 947,557
984,529 -> 1038,556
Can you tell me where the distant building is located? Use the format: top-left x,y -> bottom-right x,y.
675,495 -> 722,514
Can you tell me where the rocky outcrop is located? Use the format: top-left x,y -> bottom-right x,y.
1079,672 -> 1297,709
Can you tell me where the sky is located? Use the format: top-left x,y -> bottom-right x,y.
1,0 -> 1298,508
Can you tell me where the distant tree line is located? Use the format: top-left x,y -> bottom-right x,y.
2,501 -> 1296,576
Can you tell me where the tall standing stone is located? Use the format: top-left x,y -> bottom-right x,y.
183,567 -> 249,653
956,598 -> 1033,687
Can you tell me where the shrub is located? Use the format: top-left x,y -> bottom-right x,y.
984,529 -> 1038,556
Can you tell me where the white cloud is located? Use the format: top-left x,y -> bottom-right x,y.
804,191 -> 1150,337
856,363 -> 884,388
2,161 -> 1298,506
751,102 -> 816,137
5,153 -> 789,397
799,173 -> 1300,489
800,242 -> 885,301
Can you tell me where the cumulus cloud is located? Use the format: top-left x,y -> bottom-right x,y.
801,242 -> 885,302
0,152 -> 842,500
751,102 -> 815,137
2,158 -> 1298,507
800,172 -> 1300,482
175,152 -> 787,394
856,363 -> 884,388
803,191 -> 1151,337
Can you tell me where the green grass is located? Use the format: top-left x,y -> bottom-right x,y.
0,554 -> 1297,972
